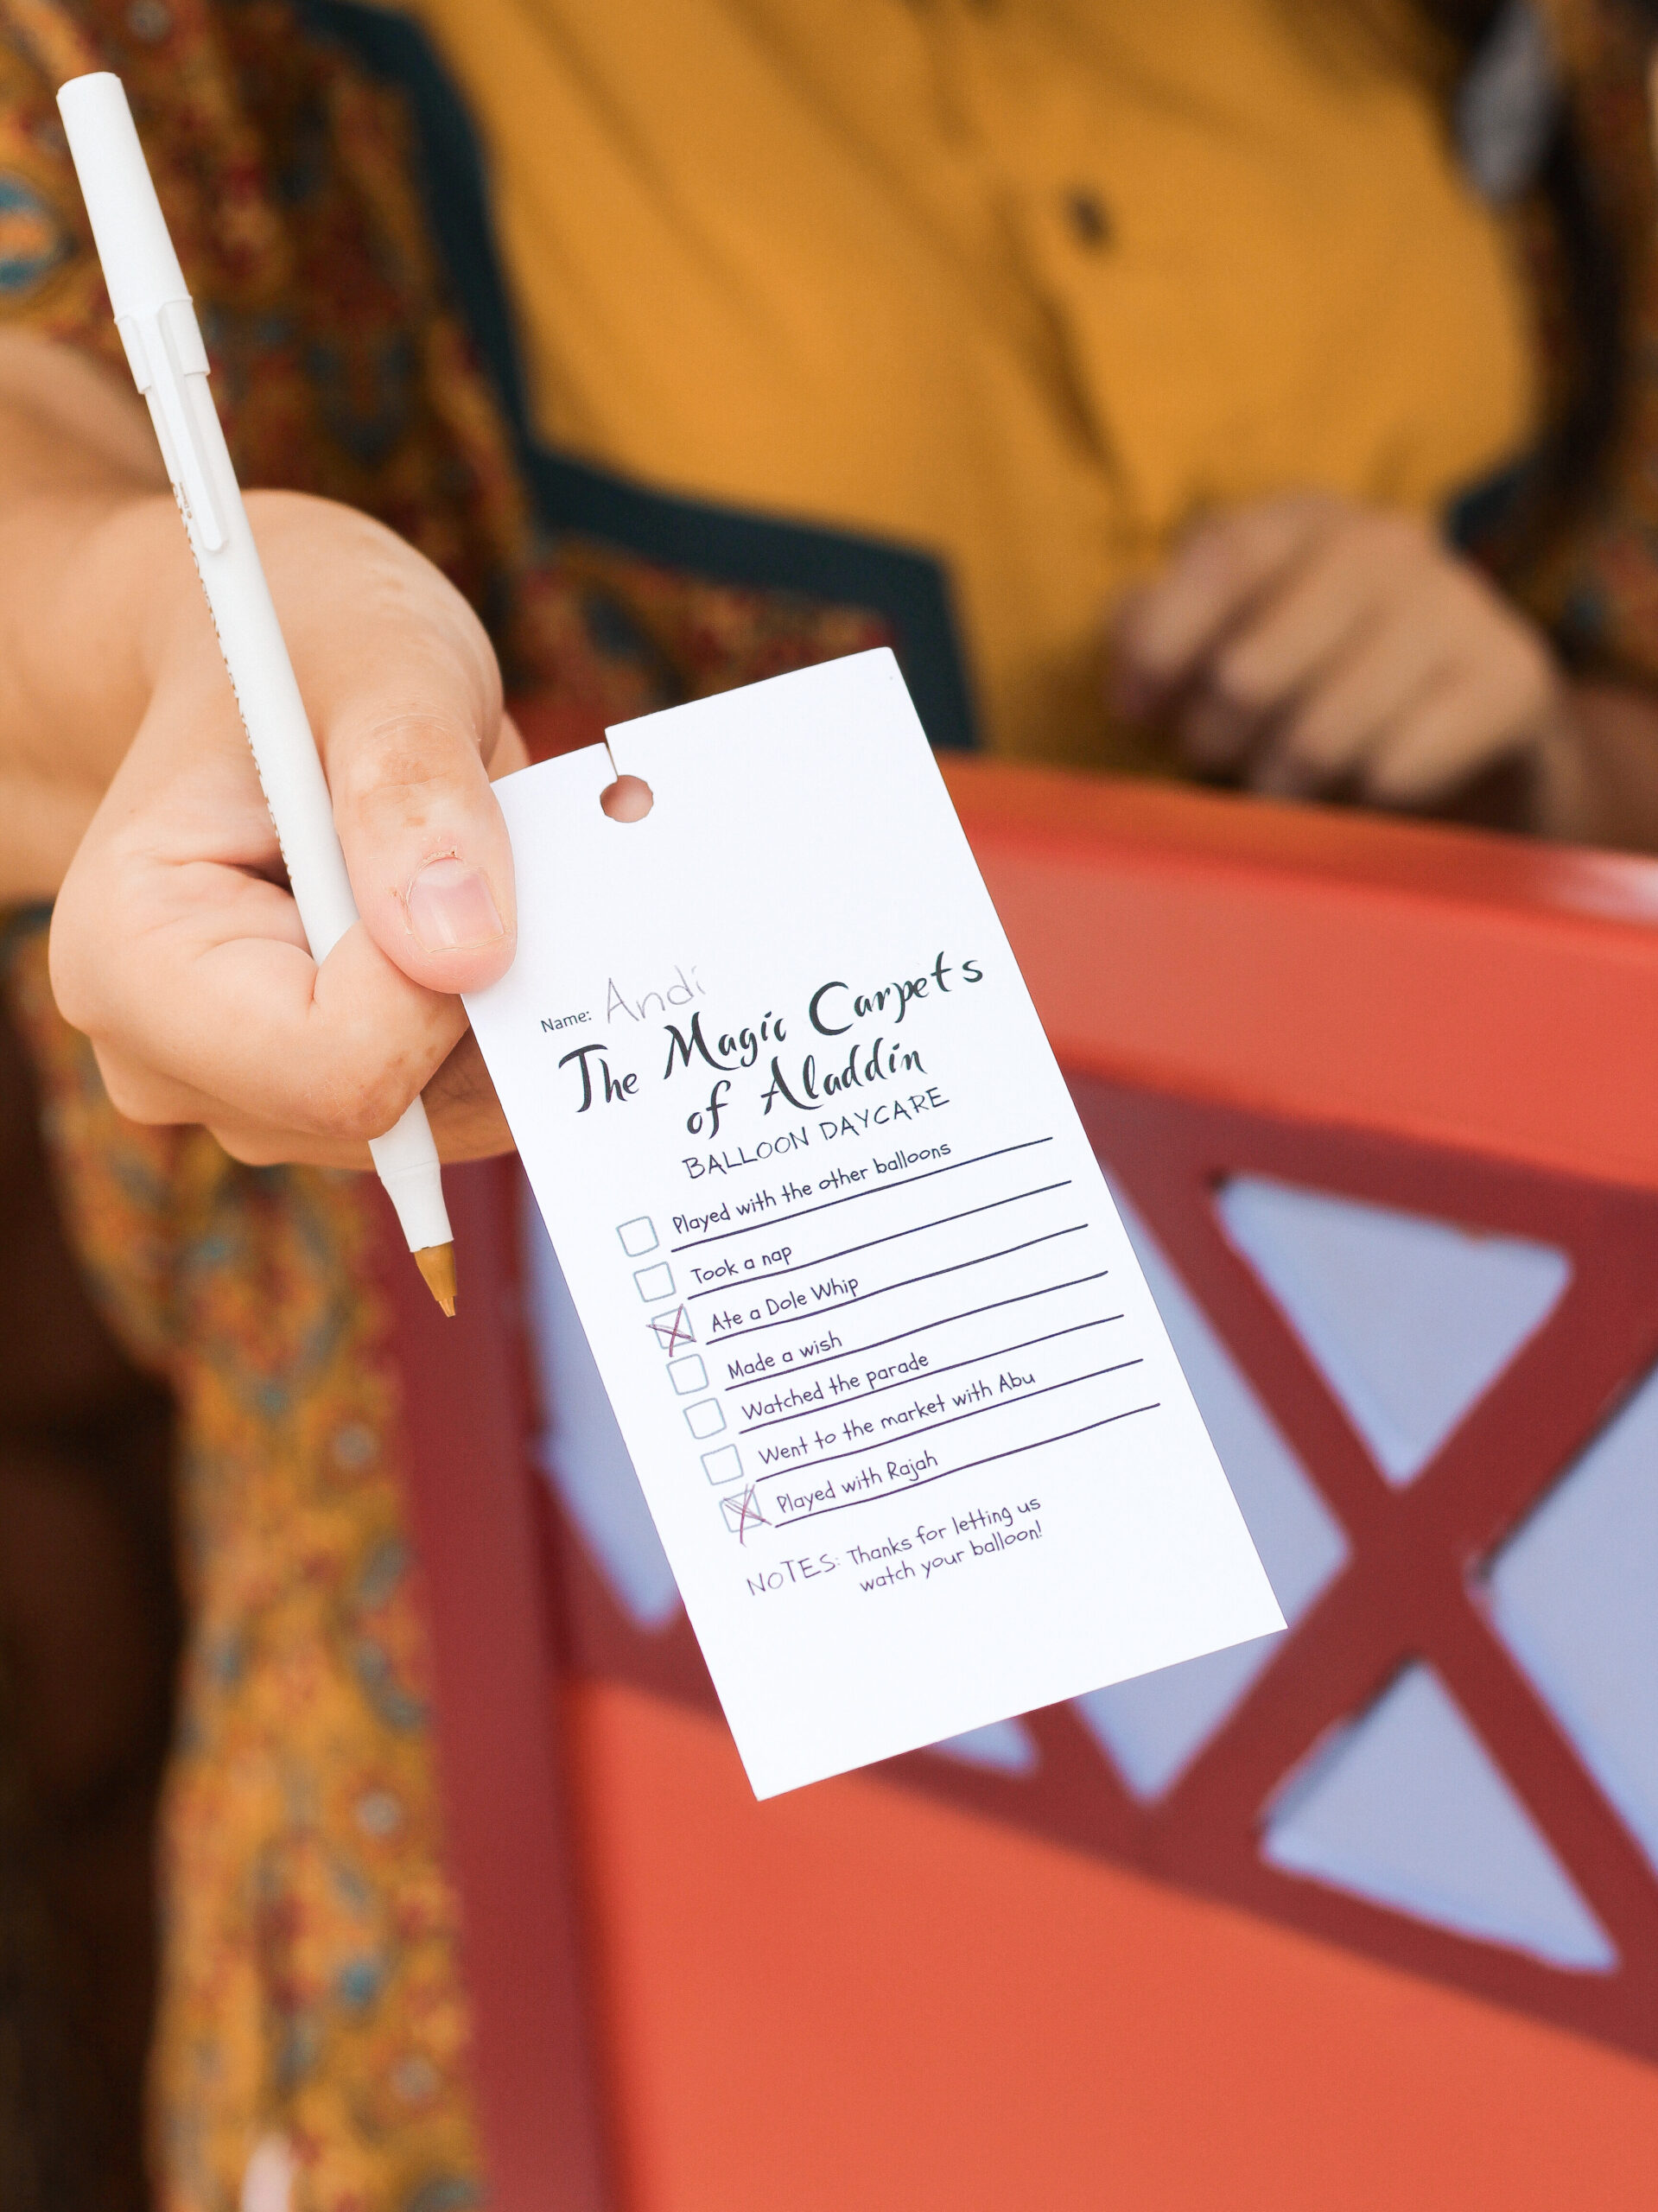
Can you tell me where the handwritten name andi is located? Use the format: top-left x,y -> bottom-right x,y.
551,950 -> 984,1137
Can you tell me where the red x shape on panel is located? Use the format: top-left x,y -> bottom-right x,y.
1021,1078 -> 1658,2061
549,1083 -> 1658,2061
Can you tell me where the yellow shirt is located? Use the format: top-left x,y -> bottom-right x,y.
400,0 -> 1534,765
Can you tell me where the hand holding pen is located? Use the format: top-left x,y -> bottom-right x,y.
43,74 -> 523,1308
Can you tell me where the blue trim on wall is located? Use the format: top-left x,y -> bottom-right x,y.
296,1 -> 979,749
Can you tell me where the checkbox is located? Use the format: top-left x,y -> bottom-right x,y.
721,1489 -> 767,1535
649,1306 -> 695,1351
685,1399 -> 726,1440
617,1217 -> 657,1257
667,1355 -> 707,1395
634,1262 -> 675,1301
702,1445 -> 744,1487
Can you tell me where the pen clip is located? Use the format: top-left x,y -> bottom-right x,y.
117,296 -> 226,554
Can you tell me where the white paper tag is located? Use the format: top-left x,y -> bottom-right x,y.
467,651 -> 1283,1797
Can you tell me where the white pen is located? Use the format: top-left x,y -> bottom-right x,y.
58,71 -> 457,1316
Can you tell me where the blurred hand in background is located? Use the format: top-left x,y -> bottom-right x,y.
1110,491 -> 1587,831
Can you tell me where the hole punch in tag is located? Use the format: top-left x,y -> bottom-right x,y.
600,771 -> 654,823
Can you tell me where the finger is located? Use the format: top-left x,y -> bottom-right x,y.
491,710 -> 530,780
1206,512 -> 1428,728
210,1126 -> 372,1170
1359,671 -> 1540,808
333,707 -> 518,997
208,1033 -> 511,1168
101,1024 -> 512,1171
1252,607 -> 1447,794
240,497 -> 518,996
83,1027 -> 383,1166
1173,682 -> 1267,773
54,709 -> 491,1154
417,1028 -> 513,1155
57,852 -> 467,1142
85,1036 -> 236,1129
1176,552 -> 1388,779
1113,492 -> 1344,705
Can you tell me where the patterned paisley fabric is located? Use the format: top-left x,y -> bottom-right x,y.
1500,0 -> 1658,678
3,912 -> 481,2212
0,5 -> 888,2208
0,2 -> 1655,2208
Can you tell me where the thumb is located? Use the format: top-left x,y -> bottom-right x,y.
305,530 -> 518,996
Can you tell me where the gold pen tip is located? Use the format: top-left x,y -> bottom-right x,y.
414,1243 -> 457,1318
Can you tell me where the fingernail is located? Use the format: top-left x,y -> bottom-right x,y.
405,856 -> 504,952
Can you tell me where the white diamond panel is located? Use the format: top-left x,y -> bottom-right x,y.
1217,1178 -> 1569,1485
927,1718 -> 1040,1775
1072,1188 -> 1347,1798
1486,1362 -> 1658,1877
1263,1663 -> 1615,1971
